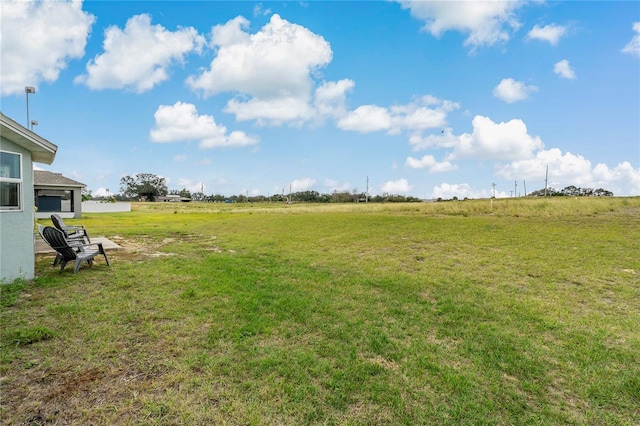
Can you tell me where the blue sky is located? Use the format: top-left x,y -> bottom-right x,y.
1,1 -> 639,198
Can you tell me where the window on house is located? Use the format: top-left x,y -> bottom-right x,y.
0,151 -> 22,211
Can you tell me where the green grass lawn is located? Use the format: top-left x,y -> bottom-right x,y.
2,197 -> 639,425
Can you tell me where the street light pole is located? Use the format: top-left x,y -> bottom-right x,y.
25,86 -> 36,128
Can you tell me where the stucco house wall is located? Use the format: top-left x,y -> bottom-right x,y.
1,113 -> 57,282
0,139 -> 35,282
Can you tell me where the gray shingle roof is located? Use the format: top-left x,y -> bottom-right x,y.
34,170 -> 85,187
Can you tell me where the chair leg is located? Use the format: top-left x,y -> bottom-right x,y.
74,258 -> 85,273
98,244 -> 110,266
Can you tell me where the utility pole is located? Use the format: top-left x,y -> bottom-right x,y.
544,165 -> 549,197
366,176 -> 369,203
523,180 -> 527,197
514,180 -> 517,197
492,182 -> 496,198
25,86 -> 36,128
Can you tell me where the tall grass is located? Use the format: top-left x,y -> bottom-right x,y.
2,197 -> 639,424
127,195 -> 637,217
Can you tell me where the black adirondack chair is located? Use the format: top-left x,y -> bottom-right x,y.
41,226 -> 109,273
37,224 -> 63,266
51,213 -> 91,243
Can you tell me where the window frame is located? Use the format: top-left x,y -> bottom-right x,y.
0,150 -> 23,212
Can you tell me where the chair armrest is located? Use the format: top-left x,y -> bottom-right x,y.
76,242 -> 104,252
62,225 -> 86,232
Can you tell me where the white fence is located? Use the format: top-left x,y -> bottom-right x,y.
81,201 -> 131,213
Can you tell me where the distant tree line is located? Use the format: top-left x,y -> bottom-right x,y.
528,186 -> 613,197
189,190 -> 422,204
104,174 -> 615,203
112,174 -> 424,203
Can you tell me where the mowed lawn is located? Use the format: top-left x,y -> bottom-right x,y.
2,198 -> 639,425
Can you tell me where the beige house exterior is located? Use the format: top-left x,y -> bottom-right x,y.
1,112 -> 57,282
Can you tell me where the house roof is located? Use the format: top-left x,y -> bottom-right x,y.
0,112 -> 57,164
34,170 -> 85,188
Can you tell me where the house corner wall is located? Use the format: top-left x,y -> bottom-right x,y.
0,139 -> 35,282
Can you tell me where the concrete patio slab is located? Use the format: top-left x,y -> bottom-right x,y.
35,236 -> 122,254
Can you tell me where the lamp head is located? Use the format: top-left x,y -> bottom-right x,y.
25,86 -> 36,94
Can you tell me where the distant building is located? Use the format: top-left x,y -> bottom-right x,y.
34,170 -> 85,219
157,194 -> 191,202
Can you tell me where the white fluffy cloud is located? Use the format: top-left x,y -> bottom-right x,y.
324,179 -> 352,193
622,22 -> 640,56
397,1 -> 523,49
592,162 -> 640,195
454,115 -> 543,161
225,96 -> 314,125
149,101 -> 258,149
381,179 -> 412,194
93,187 -> 112,198
389,96 -> 457,133
291,178 -> 317,192
493,78 -> 538,103
408,128 -> 459,151
210,15 -> 251,47
405,155 -> 457,173
553,59 -> 576,79
431,183 -> 490,200
496,148 -> 640,195
191,14 -> 331,98
497,148 -> 591,183
314,79 -> 355,121
526,23 -> 567,46
409,113 -> 638,195
75,14 -> 204,92
338,95 -> 457,134
176,178 -> 205,194
337,105 -> 392,133
0,0 -> 94,95
187,14 -> 334,125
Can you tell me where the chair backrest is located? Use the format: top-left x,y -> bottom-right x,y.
37,224 -> 49,244
42,226 -> 77,261
50,214 -> 65,231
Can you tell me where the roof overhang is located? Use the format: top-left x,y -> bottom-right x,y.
35,183 -> 85,189
0,112 -> 57,164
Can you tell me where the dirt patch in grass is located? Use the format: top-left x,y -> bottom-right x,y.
107,233 -> 224,261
